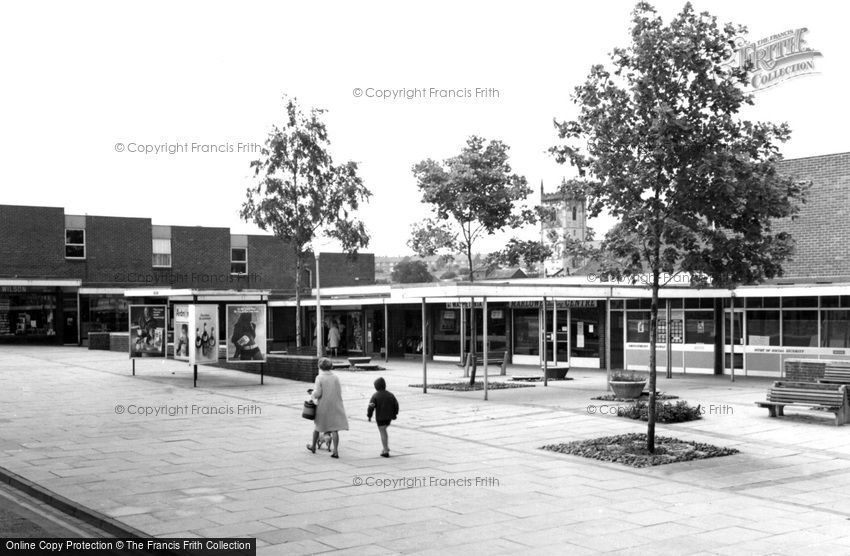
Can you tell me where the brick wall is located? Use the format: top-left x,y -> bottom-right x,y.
1,204 -> 375,291
216,355 -> 320,382
0,205 -> 67,278
86,215 -> 153,286
245,235 -> 300,291
155,226 -> 232,290
774,153 -> 850,280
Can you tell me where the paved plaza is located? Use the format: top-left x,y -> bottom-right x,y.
2,346 -> 850,554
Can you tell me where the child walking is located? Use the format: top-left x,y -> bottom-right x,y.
367,377 -> 399,458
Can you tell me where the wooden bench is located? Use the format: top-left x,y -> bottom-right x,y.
755,381 -> 849,426
463,351 -> 508,377
818,363 -> 850,384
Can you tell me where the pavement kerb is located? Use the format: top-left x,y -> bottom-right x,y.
0,464 -> 148,539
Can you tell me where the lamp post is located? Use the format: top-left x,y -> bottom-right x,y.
314,244 -> 323,358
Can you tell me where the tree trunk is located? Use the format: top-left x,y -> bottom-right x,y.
294,249 -> 302,348
647,271 -> 659,453
467,245 -> 478,385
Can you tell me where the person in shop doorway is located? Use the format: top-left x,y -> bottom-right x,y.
328,321 -> 341,357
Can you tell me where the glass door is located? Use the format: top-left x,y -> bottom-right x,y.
724,308 -> 744,371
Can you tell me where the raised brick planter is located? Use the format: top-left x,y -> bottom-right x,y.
217,354 -> 319,383
88,332 -> 111,350
109,333 -> 129,353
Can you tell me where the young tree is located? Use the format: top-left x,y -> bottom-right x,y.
241,96 -> 371,347
409,136 -> 542,282
410,135 -> 546,384
391,258 -> 435,283
551,2 -> 808,452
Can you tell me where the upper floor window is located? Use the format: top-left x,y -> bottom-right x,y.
231,248 -> 247,274
572,206 -> 578,221
65,229 -> 85,259
152,239 -> 172,268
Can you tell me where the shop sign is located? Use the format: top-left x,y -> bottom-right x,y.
1,286 -> 28,293
509,300 -> 598,309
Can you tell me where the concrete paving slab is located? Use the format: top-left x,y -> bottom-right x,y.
3,346 -> 850,554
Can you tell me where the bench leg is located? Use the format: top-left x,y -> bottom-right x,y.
500,358 -> 507,376
767,406 -> 777,418
836,403 -> 848,426
776,405 -> 784,417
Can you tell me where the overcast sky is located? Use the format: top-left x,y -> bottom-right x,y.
1,1 -> 845,256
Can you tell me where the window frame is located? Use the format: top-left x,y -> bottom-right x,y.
65,228 -> 86,259
230,247 -> 248,275
152,238 -> 172,268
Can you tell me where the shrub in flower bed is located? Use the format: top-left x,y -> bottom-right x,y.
408,381 -> 534,391
616,400 -> 702,423
592,392 -> 679,402
541,433 -> 739,468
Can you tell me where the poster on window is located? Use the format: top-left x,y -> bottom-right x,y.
190,304 -> 219,365
129,305 -> 167,358
226,304 -> 266,362
172,304 -> 190,362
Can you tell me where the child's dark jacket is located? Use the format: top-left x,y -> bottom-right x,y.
367,390 -> 399,421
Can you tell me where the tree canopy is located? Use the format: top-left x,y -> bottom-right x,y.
409,135 -> 544,281
391,258 -> 435,283
241,95 -> 371,347
550,1 -> 809,450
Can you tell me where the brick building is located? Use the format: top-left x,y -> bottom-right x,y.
0,204 -> 374,345
772,152 -> 850,281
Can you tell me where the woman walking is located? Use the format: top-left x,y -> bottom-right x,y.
306,357 -> 349,458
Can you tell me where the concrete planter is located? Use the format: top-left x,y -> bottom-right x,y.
545,367 -> 569,379
609,380 -> 646,399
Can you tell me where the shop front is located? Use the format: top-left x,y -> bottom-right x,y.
510,299 -> 604,368
0,280 -> 80,344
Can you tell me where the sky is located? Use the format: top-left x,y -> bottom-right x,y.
1,1 -> 846,256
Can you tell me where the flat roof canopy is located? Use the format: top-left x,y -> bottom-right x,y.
288,279 -> 850,305
123,288 -> 271,300
1,279 -> 82,287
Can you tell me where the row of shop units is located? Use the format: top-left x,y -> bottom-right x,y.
2,279 -> 849,377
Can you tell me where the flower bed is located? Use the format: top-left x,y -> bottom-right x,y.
541,433 -> 739,468
616,400 -> 702,423
591,392 -> 679,402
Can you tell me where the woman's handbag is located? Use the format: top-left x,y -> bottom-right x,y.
302,400 -> 316,420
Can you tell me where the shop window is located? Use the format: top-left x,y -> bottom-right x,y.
746,310 -> 780,346
626,299 -> 652,310
782,310 -> 818,347
65,229 -> 85,259
0,293 -> 57,337
821,296 -> 850,308
745,297 -> 781,309
626,311 -> 651,342
231,248 -> 247,274
152,239 -> 171,268
685,298 -> 716,310
512,309 -> 540,356
434,308 -> 460,356
821,310 -> 850,348
571,306 -> 600,357
782,296 -> 818,309
685,310 -> 714,344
